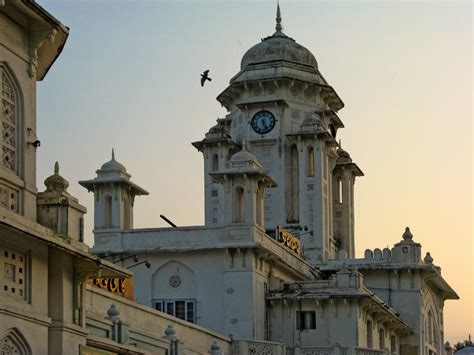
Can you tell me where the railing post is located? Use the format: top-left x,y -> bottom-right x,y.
239,340 -> 249,355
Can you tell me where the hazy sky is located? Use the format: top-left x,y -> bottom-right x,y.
37,0 -> 472,343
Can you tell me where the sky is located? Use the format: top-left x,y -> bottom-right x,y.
36,0 -> 472,343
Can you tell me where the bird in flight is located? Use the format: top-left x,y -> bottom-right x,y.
200,70 -> 212,87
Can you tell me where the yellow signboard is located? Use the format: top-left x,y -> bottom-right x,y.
88,277 -> 134,300
277,226 -> 301,255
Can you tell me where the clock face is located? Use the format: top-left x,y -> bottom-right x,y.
250,110 -> 276,134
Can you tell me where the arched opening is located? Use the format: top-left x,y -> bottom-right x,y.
124,195 -> 130,229
0,327 -> 32,355
287,144 -> 299,223
104,195 -> 112,228
337,178 -> 343,204
234,186 -> 245,223
307,145 -> 315,177
390,335 -> 396,354
212,153 -> 219,171
428,310 -> 433,343
256,187 -> 263,227
1,66 -> 20,174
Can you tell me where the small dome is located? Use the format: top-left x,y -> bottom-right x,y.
44,162 -> 69,192
100,149 -> 127,173
240,4 -> 318,71
231,149 -> 257,163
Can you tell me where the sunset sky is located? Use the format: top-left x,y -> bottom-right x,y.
37,0 -> 472,342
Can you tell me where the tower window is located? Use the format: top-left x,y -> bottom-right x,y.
234,186 -> 245,223
104,195 -> 112,228
379,328 -> 385,349
124,195 -> 130,229
256,187 -> 263,227
212,153 -> 219,171
287,144 -> 299,223
307,145 -> 315,177
337,178 -> 343,204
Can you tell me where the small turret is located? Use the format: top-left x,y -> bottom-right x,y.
79,150 -> 148,235
37,162 -> 86,241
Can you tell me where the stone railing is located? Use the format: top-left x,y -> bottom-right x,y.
286,345 -> 386,355
231,339 -> 286,355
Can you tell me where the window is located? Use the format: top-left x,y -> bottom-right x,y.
104,195 -> 112,228
367,321 -> 373,348
1,246 -> 26,300
212,153 -> 219,171
307,145 -> 315,177
154,300 -> 195,323
287,144 -> 299,223
428,311 -> 433,343
390,335 -> 396,354
234,186 -> 245,223
123,196 -> 130,229
1,68 -> 18,173
296,311 -> 316,330
379,328 -> 385,349
337,178 -> 343,204
256,187 -> 263,227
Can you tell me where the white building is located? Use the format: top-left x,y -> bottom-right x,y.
82,4 -> 458,355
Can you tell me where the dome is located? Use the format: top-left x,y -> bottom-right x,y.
231,149 -> 257,163
241,36 -> 318,71
100,149 -> 127,173
240,5 -> 318,70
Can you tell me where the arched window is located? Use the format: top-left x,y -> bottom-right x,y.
104,195 -> 113,228
287,144 -> 299,222
212,153 -> 219,171
0,328 -> 32,355
1,67 -> 19,173
428,311 -> 433,343
367,321 -> 373,348
307,145 -> 315,177
234,186 -> 245,223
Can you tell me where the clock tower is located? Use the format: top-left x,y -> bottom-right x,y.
194,5 -> 363,264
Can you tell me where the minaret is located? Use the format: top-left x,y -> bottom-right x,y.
332,144 -> 363,258
79,150 -> 148,240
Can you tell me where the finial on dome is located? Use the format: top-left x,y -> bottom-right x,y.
339,139 -> 342,148
54,161 -> 59,175
44,161 -> 69,192
111,148 -> 115,161
242,139 -> 247,151
275,2 -> 283,35
424,252 -> 433,264
403,227 -> 413,240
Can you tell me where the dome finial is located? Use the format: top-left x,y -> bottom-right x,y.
275,1 -> 283,34
54,161 -> 59,175
111,148 -> 115,161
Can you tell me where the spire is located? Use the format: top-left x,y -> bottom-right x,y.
54,161 -> 59,174
44,161 -> 69,192
111,148 -> 115,161
275,2 -> 283,34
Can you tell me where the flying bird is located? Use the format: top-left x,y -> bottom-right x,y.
200,70 -> 212,87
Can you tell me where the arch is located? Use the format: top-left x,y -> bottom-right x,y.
152,261 -> 196,300
104,194 -> 113,228
379,328 -> 385,349
233,185 -> 245,223
306,145 -> 315,177
366,320 -> 373,348
0,327 -> 32,355
1,64 -> 23,175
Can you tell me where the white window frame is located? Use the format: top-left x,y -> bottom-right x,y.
153,299 -> 196,323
